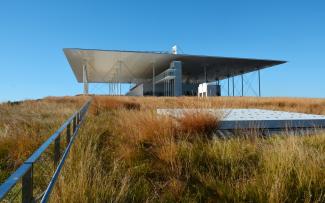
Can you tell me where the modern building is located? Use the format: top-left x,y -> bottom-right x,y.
64,48 -> 286,96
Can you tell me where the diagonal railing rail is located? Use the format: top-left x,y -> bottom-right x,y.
0,99 -> 92,203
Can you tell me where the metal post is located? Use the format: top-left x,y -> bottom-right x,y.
258,69 -> 261,97
152,63 -> 155,96
241,74 -> 244,97
168,80 -> 172,96
227,77 -> 230,96
66,123 -> 71,147
22,166 -> 33,203
164,80 -> 166,96
73,117 -> 76,133
83,65 -> 88,95
204,65 -> 207,82
172,79 -> 173,96
119,61 -> 122,96
166,80 -> 169,97
232,76 -> 235,96
168,80 -> 170,96
166,80 -> 168,96
54,136 -> 60,166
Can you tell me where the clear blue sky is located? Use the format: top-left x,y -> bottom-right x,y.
1,0 -> 324,101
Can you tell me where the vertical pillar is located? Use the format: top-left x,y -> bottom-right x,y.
172,61 -> 182,96
152,63 -> 155,96
83,65 -> 89,95
204,65 -> 207,82
258,69 -> 261,97
232,76 -> 235,96
172,79 -> 175,96
119,61 -> 121,96
164,80 -> 166,96
168,78 -> 170,96
241,74 -> 244,97
227,77 -> 230,96
167,80 -> 169,96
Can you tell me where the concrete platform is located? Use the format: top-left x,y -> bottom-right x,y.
157,109 -> 325,130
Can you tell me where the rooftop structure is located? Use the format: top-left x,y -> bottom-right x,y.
64,48 -> 286,96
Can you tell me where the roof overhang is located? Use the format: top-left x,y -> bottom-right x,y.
64,48 -> 286,83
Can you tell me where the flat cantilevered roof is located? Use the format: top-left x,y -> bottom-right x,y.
64,48 -> 286,83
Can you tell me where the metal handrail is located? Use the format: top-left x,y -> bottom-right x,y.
155,69 -> 176,84
0,99 -> 92,202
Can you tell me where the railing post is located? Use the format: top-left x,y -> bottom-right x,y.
73,117 -> 76,133
22,166 -> 33,203
78,112 -> 80,124
66,123 -> 71,147
54,135 -> 60,166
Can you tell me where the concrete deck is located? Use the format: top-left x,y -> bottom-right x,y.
157,108 -> 325,130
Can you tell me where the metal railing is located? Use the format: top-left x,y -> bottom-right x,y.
0,99 -> 92,203
155,68 -> 176,84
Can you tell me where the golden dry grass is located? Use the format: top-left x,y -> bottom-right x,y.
0,96 -> 88,182
1,96 -> 325,202
50,96 -> 325,203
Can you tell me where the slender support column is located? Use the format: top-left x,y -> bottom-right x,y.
164,80 -> 166,96
166,80 -> 169,97
119,61 -> 122,96
241,74 -> 244,97
173,61 -> 182,96
83,65 -> 89,95
172,79 -> 175,96
168,80 -> 169,96
232,76 -> 235,96
170,80 -> 172,96
258,69 -> 261,97
227,77 -> 230,96
168,80 -> 170,96
204,65 -> 207,82
152,63 -> 155,96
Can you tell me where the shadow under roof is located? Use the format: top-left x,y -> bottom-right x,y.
64,48 -> 286,83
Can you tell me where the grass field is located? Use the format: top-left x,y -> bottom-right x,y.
1,96 -> 325,202
0,97 -> 85,182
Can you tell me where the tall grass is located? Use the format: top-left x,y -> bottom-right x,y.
49,96 -> 325,202
1,96 -> 324,202
0,96 -> 87,182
